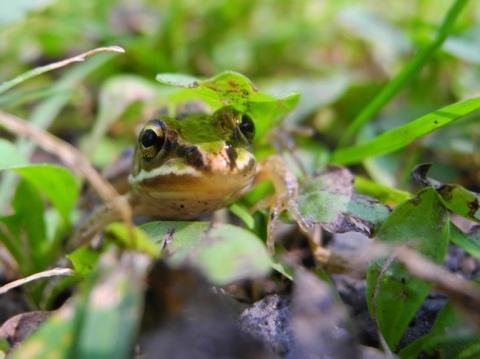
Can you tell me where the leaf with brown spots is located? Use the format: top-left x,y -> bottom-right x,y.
366,188 -> 450,352
412,163 -> 480,223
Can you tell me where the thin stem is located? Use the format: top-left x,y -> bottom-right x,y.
0,46 -> 124,95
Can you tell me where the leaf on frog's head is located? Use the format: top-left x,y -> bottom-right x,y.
297,166 -> 391,236
156,71 -> 300,139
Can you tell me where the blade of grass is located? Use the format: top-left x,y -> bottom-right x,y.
331,96 -> 480,165
0,87 -> 58,107
337,0 -> 470,147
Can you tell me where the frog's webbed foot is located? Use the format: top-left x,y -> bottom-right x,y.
255,155 -> 311,254
68,194 -> 131,251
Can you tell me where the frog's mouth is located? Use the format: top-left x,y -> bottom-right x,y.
129,151 -> 256,199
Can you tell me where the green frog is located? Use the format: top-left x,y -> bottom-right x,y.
73,105 -> 309,253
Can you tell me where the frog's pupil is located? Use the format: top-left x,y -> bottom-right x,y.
141,129 -> 158,148
240,114 -> 255,141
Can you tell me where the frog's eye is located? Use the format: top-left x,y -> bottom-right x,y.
139,120 -> 166,159
239,114 -> 255,142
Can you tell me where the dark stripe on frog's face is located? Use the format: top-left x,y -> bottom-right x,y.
224,141 -> 238,170
179,145 -> 208,170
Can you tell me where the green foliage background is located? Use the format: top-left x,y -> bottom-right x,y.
2,0 -> 480,188
1,0 -> 480,358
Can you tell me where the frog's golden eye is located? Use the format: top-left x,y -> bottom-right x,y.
239,114 -> 255,142
139,120 -> 166,159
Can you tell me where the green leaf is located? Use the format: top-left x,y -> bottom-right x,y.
0,143 -> 79,273
156,73 -> 199,87
229,203 -> 255,230
66,246 -> 102,276
435,184 -> 480,222
450,224 -> 480,260
10,251 -> 151,359
354,176 -> 412,206
0,336 -> 9,356
0,140 -> 79,223
0,141 -> 79,273
0,179 -> 61,276
141,221 -> 271,286
0,49 -> 118,206
12,180 -> 48,272
0,139 -> 29,167
156,71 -> 300,139
104,222 -> 159,258
0,215 -> 26,272
332,96 -> 480,165
75,252 -> 150,358
8,165 -> 79,223
366,188 -> 450,351
271,245 -> 294,280
399,300 -> 480,358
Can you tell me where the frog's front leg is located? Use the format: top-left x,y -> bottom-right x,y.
254,155 -> 311,253
68,194 -> 132,251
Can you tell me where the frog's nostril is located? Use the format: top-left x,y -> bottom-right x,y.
185,146 -> 204,168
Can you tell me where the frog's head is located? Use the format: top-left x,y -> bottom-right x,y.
129,106 -> 256,202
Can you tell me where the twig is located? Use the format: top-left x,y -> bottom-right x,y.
0,268 -> 76,295
357,243 -> 480,327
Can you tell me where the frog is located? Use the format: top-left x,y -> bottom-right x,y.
72,105 -> 310,253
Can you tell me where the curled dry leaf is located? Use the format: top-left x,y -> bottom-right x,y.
298,166 -> 391,236
0,311 -> 51,351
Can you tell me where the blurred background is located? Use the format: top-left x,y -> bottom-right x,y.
1,0 -> 480,189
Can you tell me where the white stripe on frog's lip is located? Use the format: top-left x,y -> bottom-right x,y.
129,165 -> 200,183
129,151 -> 256,183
